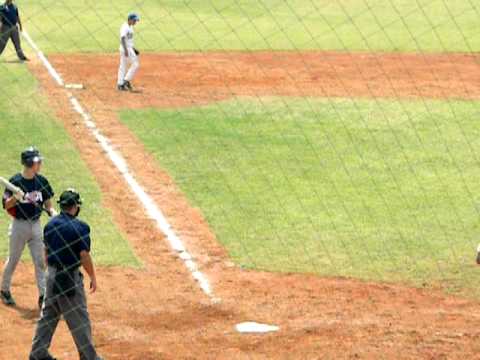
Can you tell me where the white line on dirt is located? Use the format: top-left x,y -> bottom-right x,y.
22,31 -> 64,87
22,30 -> 218,302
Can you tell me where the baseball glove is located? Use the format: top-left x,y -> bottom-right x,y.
133,48 -> 140,56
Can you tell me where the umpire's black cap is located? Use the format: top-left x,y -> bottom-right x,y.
57,188 -> 82,207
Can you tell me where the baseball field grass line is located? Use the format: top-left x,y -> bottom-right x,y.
120,97 -> 480,297
17,0 -> 479,53
0,59 -> 140,267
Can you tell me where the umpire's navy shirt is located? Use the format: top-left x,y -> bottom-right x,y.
0,3 -> 19,26
44,212 -> 91,269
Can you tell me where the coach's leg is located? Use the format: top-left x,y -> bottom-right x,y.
10,25 -> 27,60
124,49 -> 139,82
0,24 -> 11,56
28,220 -> 46,297
117,51 -> 127,86
1,219 -> 28,293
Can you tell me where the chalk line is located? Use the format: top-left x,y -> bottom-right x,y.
22,30 -> 217,301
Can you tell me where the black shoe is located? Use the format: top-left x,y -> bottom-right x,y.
117,83 -> 127,91
19,56 -> 29,62
29,355 -> 57,360
124,80 -> 133,91
38,295 -> 44,309
0,290 -> 16,306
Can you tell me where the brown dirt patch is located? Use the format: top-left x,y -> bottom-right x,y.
53,51 -> 480,108
1,51 -> 480,359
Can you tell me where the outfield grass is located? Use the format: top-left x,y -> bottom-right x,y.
121,97 -> 480,295
16,0 -> 479,53
0,61 -> 139,267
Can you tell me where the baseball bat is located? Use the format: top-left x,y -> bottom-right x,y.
0,176 -> 56,217
0,176 -> 25,197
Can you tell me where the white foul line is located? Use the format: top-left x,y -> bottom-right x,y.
22,31 -> 64,87
22,31 -> 217,301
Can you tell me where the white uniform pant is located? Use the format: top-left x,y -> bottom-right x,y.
1,218 -> 46,296
117,48 -> 139,85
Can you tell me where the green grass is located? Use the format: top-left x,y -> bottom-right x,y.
15,0 -> 479,53
0,61 -> 140,267
120,97 -> 480,295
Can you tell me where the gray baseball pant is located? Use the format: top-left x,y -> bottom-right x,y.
0,23 -> 26,59
30,267 -> 102,360
1,218 -> 46,296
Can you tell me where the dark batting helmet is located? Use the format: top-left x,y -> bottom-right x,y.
21,146 -> 43,167
128,13 -> 140,21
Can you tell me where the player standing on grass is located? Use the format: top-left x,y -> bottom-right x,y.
0,0 -> 28,61
1,147 -> 55,309
117,13 -> 140,91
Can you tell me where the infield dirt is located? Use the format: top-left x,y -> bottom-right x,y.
1,51 -> 480,359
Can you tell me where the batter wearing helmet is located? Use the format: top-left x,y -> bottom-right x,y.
1,147 -> 55,308
117,13 -> 140,91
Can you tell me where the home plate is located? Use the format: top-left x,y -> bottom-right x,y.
65,83 -> 84,89
235,322 -> 279,333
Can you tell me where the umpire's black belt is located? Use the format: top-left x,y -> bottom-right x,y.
49,263 -> 80,271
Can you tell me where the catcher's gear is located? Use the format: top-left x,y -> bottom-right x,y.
21,146 -> 43,167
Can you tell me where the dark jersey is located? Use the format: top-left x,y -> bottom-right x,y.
0,3 -> 19,26
2,173 -> 54,220
44,213 -> 91,269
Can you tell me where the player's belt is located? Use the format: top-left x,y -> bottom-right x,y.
14,216 -> 41,222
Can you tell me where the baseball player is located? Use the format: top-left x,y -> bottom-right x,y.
117,13 -> 140,91
0,0 -> 28,61
30,189 -> 102,360
1,147 -> 55,309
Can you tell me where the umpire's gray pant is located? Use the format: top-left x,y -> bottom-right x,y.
30,267 -> 102,360
0,23 -> 26,59
1,218 -> 46,296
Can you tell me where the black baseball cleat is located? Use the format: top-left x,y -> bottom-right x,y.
124,80 -> 133,91
38,295 -> 44,310
19,56 -> 30,62
0,290 -> 16,306
117,83 -> 128,91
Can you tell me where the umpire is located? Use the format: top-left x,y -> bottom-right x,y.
0,0 -> 28,61
30,189 -> 103,360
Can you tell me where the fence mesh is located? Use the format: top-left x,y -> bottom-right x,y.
0,0 -> 479,358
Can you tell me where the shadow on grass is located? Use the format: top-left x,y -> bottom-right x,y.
1,59 -> 27,64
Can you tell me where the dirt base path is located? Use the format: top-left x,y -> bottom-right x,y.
1,51 -> 480,359
53,51 -> 480,108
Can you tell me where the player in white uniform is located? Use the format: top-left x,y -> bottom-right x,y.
117,13 -> 140,91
